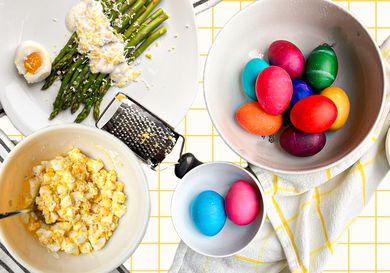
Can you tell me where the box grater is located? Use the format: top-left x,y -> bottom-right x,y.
96,93 -> 185,169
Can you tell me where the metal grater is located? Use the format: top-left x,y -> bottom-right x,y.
96,93 -> 185,169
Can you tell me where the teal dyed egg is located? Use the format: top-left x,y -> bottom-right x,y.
242,58 -> 269,100
191,191 -> 226,236
305,44 -> 338,90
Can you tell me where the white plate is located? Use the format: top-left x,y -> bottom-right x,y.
0,0 -> 199,135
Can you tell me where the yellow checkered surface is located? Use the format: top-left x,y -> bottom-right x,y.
1,0 -> 390,272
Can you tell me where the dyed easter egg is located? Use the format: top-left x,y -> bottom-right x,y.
236,102 -> 283,136
305,44 -> 338,90
285,79 -> 314,116
290,95 -> 338,133
242,59 -> 269,101
268,40 -> 305,79
191,191 -> 226,236
256,66 -> 293,115
320,86 -> 350,131
280,126 -> 326,157
225,180 -> 261,226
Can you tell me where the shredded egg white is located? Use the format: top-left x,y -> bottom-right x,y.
23,148 -> 127,255
67,0 -> 140,87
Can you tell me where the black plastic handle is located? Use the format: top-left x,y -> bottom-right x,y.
174,153 -> 203,179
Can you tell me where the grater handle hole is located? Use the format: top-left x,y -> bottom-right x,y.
174,153 -> 203,179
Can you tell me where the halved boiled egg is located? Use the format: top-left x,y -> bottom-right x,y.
15,41 -> 52,84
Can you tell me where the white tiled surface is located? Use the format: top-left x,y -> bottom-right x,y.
1,1 -> 390,272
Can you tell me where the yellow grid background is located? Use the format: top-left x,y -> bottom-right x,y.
1,0 -> 390,272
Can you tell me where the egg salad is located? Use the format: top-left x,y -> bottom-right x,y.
23,148 -> 127,255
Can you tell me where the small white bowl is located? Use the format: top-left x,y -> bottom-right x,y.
0,125 -> 150,273
171,162 -> 265,257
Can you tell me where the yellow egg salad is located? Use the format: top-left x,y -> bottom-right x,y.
23,148 -> 127,255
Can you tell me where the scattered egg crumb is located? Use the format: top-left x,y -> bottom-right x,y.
140,133 -> 151,144
23,148 -> 127,255
115,93 -> 127,101
145,53 -> 153,59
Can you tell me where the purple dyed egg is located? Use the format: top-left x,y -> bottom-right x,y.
285,79 -> 314,116
280,126 -> 326,157
291,79 -> 314,106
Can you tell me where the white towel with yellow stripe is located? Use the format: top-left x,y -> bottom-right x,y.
169,38 -> 390,273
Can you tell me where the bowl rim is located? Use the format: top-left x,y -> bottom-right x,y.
170,161 -> 266,258
0,124 -> 150,273
203,0 -> 387,175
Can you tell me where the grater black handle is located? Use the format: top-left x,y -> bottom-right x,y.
174,153 -> 203,179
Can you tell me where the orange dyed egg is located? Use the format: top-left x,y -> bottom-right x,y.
236,102 -> 283,136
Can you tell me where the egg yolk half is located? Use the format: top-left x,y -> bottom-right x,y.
24,52 -> 42,74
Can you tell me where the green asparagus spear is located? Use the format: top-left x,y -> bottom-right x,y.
52,47 -> 79,71
115,0 -> 146,32
93,26 -> 167,120
62,65 -> 90,110
129,26 -> 166,60
93,75 -> 111,120
123,0 -> 161,39
75,76 -> 108,123
52,33 -> 77,67
125,12 -> 168,52
49,56 -> 86,119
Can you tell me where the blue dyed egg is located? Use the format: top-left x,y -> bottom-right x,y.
191,191 -> 226,236
286,79 -> 314,116
242,59 -> 269,101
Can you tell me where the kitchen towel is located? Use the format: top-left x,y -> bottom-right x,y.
169,37 -> 390,273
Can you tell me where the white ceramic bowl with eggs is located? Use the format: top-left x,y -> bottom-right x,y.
171,162 -> 265,257
204,0 -> 386,174
0,125 -> 150,273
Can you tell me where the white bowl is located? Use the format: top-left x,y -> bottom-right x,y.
204,0 -> 386,174
171,162 -> 265,257
0,125 -> 150,273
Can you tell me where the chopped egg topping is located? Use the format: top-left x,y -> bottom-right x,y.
23,148 -> 127,255
67,0 -> 140,87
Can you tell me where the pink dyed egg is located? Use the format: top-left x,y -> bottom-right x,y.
268,40 -> 305,79
225,180 -> 261,226
256,66 -> 293,115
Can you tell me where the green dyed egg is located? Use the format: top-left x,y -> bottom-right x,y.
305,44 -> 338,90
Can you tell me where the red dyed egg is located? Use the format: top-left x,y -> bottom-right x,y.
256,66 -> 293,115
268,40 -> 305,79
290,95 -> 338,133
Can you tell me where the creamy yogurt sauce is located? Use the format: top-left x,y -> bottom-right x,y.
66,0 -> 140,87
